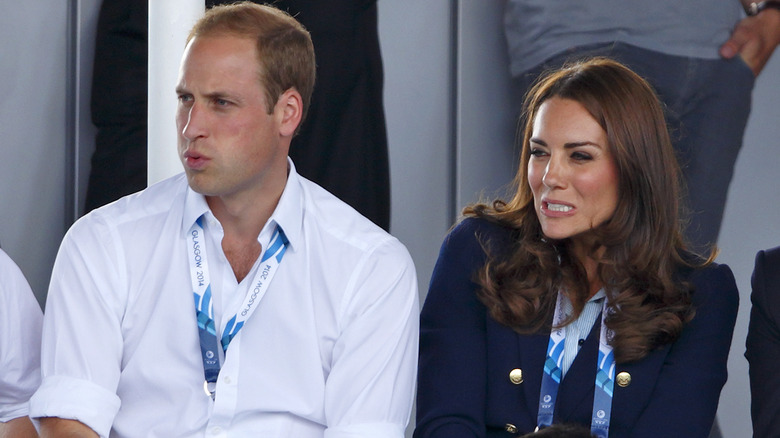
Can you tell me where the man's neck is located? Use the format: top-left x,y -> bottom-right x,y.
207,194 -> 274,243
205,182 -> 285,283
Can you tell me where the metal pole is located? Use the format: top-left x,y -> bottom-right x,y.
147,0 -> 204,185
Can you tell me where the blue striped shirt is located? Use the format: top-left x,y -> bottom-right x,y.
560,288 -> 606,377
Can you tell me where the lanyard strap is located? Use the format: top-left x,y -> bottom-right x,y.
187,216 -> 289,398
591,308 -> 615,438
537,292 -> 615,437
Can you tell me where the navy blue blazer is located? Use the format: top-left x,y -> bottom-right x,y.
414,218 -> 739,438
746,246 -> 780,437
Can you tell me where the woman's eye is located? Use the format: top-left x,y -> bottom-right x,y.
529,148 -> 547,157
571,151 -> 592,161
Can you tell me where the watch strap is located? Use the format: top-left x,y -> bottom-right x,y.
746,1 -> 780,16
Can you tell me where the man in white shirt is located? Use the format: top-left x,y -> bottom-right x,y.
30,3 -> 419,437
0,248 -> 42,438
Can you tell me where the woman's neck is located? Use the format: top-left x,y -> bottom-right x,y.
570,240 -> 605,299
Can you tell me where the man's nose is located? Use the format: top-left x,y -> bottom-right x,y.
180,103 -> 206,140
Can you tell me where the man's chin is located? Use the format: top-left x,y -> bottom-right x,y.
185,175 -> 217,197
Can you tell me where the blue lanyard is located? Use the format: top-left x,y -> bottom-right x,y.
537,292 -> 615,437
187,216 -> 289,398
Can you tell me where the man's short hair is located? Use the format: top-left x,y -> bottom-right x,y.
188,1 -> 316,124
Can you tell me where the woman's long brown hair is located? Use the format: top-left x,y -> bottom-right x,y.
466,58 -> 713,363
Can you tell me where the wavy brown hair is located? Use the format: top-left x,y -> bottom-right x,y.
466,58 -> 713,363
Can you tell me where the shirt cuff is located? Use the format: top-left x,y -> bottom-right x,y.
324,422 -> 406,438
29,375 -> 120,437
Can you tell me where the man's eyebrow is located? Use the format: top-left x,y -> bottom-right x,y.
203,91 -> 233,100
174,88 -> 241,102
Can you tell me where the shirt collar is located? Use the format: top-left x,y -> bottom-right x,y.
589,288 -> 607,303
181,157 -> 303,253
267,158 -> 303,253
182,186 -> 210,236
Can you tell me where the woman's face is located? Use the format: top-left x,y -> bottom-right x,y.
527,97 -> 619,244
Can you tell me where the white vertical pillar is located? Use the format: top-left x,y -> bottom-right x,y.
147,0 -> 204,185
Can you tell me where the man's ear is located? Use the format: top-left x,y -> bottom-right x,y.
276,88 -> 303,137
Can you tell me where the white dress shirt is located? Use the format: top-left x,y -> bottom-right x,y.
0,248 -> 42,422
30,160 -> 419,438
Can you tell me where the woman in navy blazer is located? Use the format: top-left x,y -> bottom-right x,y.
414,59 -> 739,438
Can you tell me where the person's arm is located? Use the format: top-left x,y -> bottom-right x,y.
0,250 -> 42,432
627,263 -> 739,437
321,237 -> 419,438
37,418 -> 97,438
0,416 -> 38,438
28,217 -> 124,437
719,1 -> 780,75
414,219 -> 492,438
745,249 -> 780,437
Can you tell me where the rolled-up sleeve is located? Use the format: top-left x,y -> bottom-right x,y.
28,216 -> 126,437
0,250 -> 43,422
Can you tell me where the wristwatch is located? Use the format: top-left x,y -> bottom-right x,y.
745,1 -> 780,16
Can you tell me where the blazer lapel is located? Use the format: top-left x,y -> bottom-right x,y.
517,329 -> 552,423
556,316 -> 601,423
